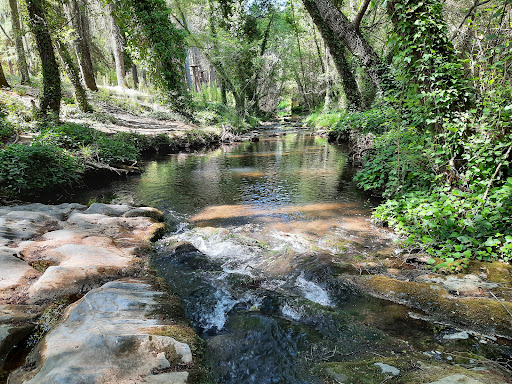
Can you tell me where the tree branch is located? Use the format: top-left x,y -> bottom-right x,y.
353,0 -> 371,31
452,0 -> 492,39
0,23 -> 13,44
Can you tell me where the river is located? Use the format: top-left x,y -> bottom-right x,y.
71,127 -> 511,383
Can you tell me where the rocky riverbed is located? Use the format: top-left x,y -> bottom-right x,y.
0,203 -> 200,383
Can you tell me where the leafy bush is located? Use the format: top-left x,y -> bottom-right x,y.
34,123 -> 99,149
360,108 -> 512,268
96,137 -> 138,165
354,128 -> 435,198
0,118 -> 15,144
375,180 -> 512,269
0,144 -> 84,197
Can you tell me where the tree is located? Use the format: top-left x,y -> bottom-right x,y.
25,0 -> 61,118
107,2 -> 128,88
8,0 -> 30,84
54,39 -> 92,112
301,0 -> 393,93
64,0 -> 98,91
305,5 -> 362,109
0,62 -> 10,88
111,0 -> 190,113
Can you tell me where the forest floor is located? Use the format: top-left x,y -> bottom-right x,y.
2,84 -> 216,144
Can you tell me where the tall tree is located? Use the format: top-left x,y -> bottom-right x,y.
301,0 -> 392,93
8,0 -> 30,84
65,0 -> 98,91
25,0 -> 61,118
55,39 -> 92,112
0,63 -> 10,88
112,0 -> 190,113
306,5 -> 362,109
107,2 -> 127,88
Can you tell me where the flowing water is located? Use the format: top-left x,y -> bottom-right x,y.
72,127 -> 511,383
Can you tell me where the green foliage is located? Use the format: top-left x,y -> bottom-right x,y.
387,0 -> 474,128
375,179 -> 512,269
95,136 -> 138,164
355,105 -> 512,268
34,122 -> 98,149
0,105 -> 16,144
354,128 -> 434,198
0,144 -> 84,197
308,107 -> 398,135
0,120 -> 15,143
34,123 -> 141,165
111,0 -> 190,113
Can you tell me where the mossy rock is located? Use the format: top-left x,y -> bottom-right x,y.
349,276 -> 512,339
319,354 -> 506,384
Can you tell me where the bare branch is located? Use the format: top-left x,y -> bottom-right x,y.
452,0 -> 492,39
353,0 -> 371,31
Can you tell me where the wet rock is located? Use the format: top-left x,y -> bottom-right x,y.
10,279 -> 194,384
427,374 -> 484,384
417,274 -> 499,296
123,207 -> 164,221
0,305 -> 41,367
84,203 -> 131,216
349,275 -> 512,339
374,362 -> 400,376
443,331 -> 469,341
162,241 -> 221,271
0,247 -> 37,290
0,203 -> 167,364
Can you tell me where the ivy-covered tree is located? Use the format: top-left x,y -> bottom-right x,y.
25,0 -> 61,119
8,0 -> 30,84
110,0 -> 191,114
386,0 -> 474,126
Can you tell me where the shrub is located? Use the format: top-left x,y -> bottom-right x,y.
34,123 -> 100,149
0,144 -> 84,197
96,137 -> 138,165
354,128 -> 435,198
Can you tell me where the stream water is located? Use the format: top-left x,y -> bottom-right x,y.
71,127 -> 511,383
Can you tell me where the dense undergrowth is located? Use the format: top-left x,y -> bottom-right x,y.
308,101 -> 512,270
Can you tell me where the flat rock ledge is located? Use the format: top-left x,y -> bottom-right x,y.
0,202 -> 189,381
9,279 -> 194,384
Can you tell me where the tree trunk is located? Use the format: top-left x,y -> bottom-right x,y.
55,39 -> 92,112
0,63 -> 10,88
301,0 -> 392,93
306,2 -> 362,109
131,64 -> 139,89
8,0 -> 30,84
220,79 -> 227,105
65,0 -> 98,91
108,2 -> 127,88
26,0 -> 61,119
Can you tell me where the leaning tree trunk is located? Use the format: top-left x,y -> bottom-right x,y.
302,0 -> 392,93
8,0 -> 30,84
65,0 -> 98,91
55,39 -> 92,112
26,0 -> 61,119
306,2 -> 362,109
0,63 -> 10,88
108,2 -> 127,88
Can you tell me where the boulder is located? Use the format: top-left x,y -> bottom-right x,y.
10,279 -> 194,384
